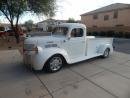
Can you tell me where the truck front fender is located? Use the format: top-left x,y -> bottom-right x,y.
33,47 -> 70,67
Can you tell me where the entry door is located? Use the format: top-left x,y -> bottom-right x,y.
64,28 -> 85,59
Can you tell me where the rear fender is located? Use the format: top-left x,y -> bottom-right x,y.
97,44 -> 113,54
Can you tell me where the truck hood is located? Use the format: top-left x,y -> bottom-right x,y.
24,36 -> 66,45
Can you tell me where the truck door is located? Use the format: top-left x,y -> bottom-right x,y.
66,28 -> 86,59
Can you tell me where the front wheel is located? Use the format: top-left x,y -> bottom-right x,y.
44,55 -> 64,73
102,48 -> 110,58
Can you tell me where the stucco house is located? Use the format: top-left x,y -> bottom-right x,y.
37,19 -> 67,31
0,23 -> 11,33
81,3 -> 130,33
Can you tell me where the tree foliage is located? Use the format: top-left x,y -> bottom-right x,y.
67,18 -> 76,23
24,20 -> 33,32
0,0 -> 27,26
28,0 -> 56,17
0,0 -> 56,43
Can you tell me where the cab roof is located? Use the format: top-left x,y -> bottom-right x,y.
57,23 -> 86,29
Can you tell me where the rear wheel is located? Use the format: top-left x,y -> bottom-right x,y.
102,48 -> 110,58
44,55 -> 64,73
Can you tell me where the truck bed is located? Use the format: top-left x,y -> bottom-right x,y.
86,36 -> 113,57
87,36 -> 113,44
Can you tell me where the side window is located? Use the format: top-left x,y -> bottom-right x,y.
104,15 -> 109,21
93,14 -> 98,19
71,28 -> 83,37
113,10 -> 118,19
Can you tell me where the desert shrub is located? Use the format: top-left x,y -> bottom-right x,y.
119,32 -> 124,38
89,31 -> 130,38
107,31 -> 115,37
99,31 -> 106,36
91,32 -> 98,36
97,32 -> 102,36
96,32 -> 101,36
47,26 -> 55,32
90,32 -> 94,36
87,32 -> 92,36
114,32 -> 123,38
124,32 -> 130,38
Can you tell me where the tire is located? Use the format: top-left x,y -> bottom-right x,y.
44,55 -> 64,73
102,48 -> 110,58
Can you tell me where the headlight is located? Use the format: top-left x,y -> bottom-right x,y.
23,44 -> 38,53
24,44 -> 35,50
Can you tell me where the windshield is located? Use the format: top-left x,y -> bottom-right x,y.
52,27 -> 68,36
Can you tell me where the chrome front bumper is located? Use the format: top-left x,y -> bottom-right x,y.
23,52 -> 44,71
23,53 -> 33,69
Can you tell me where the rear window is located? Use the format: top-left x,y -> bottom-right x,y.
52,27 -> 68,36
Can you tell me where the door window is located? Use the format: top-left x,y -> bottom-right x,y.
71,28 -> 83,37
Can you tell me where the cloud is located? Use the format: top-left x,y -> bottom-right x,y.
1,0 -> 130,23
55,0 -> 130,20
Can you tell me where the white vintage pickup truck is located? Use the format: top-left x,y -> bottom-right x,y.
23,23 -> 113,72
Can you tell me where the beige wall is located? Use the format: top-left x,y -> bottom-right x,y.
81,8 -> 130,32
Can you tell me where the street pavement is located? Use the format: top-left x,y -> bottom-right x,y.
0,49 -> 130,98
113,38 -> 130,54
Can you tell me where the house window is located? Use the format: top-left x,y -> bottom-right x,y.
93,14 -> 98,19
104,15 -> 109,21
93,25 -> 97,28
113,11 -> 118,19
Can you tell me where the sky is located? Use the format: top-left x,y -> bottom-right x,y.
0,0 -> 130,24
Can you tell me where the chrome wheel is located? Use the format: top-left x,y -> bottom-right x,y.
49,56 -> 63,71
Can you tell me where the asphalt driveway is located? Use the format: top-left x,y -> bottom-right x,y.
0,49 -> 130,98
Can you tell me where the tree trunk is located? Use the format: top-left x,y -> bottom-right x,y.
10,22 -> 20,44
14,30 -> 20,44
15,14 -> 20,44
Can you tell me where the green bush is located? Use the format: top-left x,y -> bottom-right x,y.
114,32 -> 123,38
99,31 -> 106,36
124,32 -> 130,38
106,31 -> 115,37
87,32 -> 92,36
91,32 -> 97,36
88,31 -> 130,38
